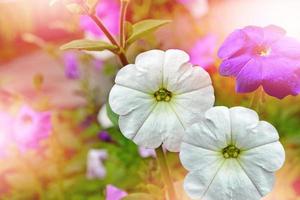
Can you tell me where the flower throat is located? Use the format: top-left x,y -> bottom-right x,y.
154,88 -> 172,102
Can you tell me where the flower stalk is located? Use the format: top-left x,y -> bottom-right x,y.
155,146 -> 177,200
87,3 -> 129,66
119,0 -> 129,48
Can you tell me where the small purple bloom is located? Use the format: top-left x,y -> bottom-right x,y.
218,25 -> 300,99
98,131 -> 112,142
12,105 -> 52,152
189,34 -> 217,71
105,185 -> 127,200
63,52 -> 80,79
80,0 -> 120,38
86,149 -> 107,180
138,147 -> 156,158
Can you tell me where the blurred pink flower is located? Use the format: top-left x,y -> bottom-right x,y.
63,52 -> 80,80
12,105 -> 52,152
189,34 -> 217,73
80,0 -> 120,38
86,149 -> 107,180
138,147 -> 156,158
293,177 -> 300,196
0,111 -> 13,157
105,184 -> 127,200
177,0 -> 208,18
218,25 -> 300,99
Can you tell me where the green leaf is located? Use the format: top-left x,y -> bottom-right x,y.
60,39 -> 118,52
106,102 -> 119,127
123,193 -> 155,200
126,19 -> 171,47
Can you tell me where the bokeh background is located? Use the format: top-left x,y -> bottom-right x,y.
0,0 -> 300,199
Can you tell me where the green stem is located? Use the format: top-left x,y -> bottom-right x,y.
119,0 -> 129,48
155,146 -> 177,200
249,87 -> 265,114
88,14 -> 129,66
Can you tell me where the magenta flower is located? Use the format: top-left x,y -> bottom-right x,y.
80,0 -> 120,38
218,25 -> 300,99
12,105 -> 52,152
63,52 -> 80,80
105,185 -> 127,200
189,34 -> 217,72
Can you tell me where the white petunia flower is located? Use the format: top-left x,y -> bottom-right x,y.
180,106 -> 285,200
97,103 -> 114,129
109,49 -> 214,152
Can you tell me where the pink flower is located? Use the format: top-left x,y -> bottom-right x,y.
177,0 -> 209,18
0,111 -> 13,157
293,177 -> 300,196
80,0 -> 120,38
12,105 -> 52,152
63,52 -> 80,80
105,185 -> 127,200
189,34 -> 217,73
138,147 -> 156,158
218,25 -> 300,99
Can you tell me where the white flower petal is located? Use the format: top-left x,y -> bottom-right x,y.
182,106 -> 232,151
134,50 -> 165,91
229,107 -> 259,149
132,102 -> 185,152
97,104 -> 113,129
183,122 -> 224,151
235,142 -> 285,197
238,121 -> 280,150
238,159 -> 275,197
109,84 -> 154,115
240,142 -> 285,172
183,161 -> 224,199
115,64 -> 159,93
172,86 -> 215,126
203,106 -> 231,145
180,142 -> 223,171
165,59 -> 212,94
202,159 -> 262,200
119,102 -> 157,140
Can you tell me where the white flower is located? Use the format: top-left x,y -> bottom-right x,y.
86,149 -> 108,180
109,49 -> 214,152
180,106 -> 285,200
97,103 -> 113,129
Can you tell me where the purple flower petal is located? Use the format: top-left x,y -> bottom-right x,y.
272,36 -> 300,59
242,25 -> 264,45
106,185 -> 127,200
263,25 -> 286,44
262,58 -> 300,99
218,24 -> 300,99
236,59 -> 262,93
218,29 -> 247,59
189,34 -> 217,69
219,53 -> 252,76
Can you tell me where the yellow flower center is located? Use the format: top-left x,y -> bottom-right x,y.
222,145 -> 240,159
154,88 -> 172,102
256,46 -> 271,57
